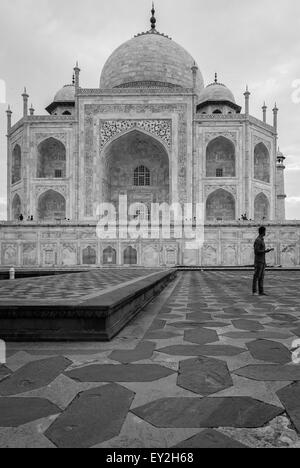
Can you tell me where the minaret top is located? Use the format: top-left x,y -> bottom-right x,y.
150,2 -> 156,30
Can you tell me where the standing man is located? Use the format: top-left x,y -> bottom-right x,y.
252,226 -> 274,296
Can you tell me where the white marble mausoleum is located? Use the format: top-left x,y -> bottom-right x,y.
2,7 -> 295,268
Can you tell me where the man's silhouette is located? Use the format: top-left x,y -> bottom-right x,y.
252,226 -> 274,296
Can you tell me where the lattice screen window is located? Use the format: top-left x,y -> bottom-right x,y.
134,166 -> 151,186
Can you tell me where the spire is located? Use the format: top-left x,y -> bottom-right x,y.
150,2 -> 156,30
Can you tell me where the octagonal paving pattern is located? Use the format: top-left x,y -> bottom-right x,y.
1,270 -> 300,448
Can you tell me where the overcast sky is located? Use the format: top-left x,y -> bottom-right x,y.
0,0 -> 299,219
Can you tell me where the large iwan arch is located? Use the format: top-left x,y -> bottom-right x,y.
254,143 -> 270,183
37,138 -> 66,179
254,193 -> 270,221
206,189 -> 236,221
37,190 -> 66,221
206,136 -> 236,178
101,130 -> 170,209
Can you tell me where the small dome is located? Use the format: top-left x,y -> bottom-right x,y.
54,84 -> 75,102
100,32 -> 204,95
198,81 -> 236,105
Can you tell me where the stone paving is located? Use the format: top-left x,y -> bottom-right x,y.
0,269 -> 162,304
0,270 -> 300,448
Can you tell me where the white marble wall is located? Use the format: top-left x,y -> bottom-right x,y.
0,222 -> 299,268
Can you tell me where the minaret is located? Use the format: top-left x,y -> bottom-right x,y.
244,85 -> 250,116
191,62 -> 198,90
276,148 -> 286,220
244,85 -> 251,215
262,102 -> 267,123
29,104 -> 35,116
22,87 -> 29,117
6,105 -> 12,133
273,103 -> 279,133
74,62 -> 81,90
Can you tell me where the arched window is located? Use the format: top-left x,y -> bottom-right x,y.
206,189 -> 236,222
12,194 -> 22,220
254,193 -> 270,221
213,109 -> 222,114
62,111 -> 71,115
103,246 -> 117,265
12,145 -> 21,184
37,138 -> 66,179
38,190 -> 66,221
124,246 -> 138,265
254,143 -> 270,183
133,166 -> 150,187
206,136 -> 236,178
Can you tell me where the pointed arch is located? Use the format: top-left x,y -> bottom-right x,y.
37,137 -> 66,179
103,246 -> 117,265
206,188 -> 236,221
254,142 -> 270,183
206,136 -> 236,178
12,193 -> 22,220
124,246 -> 138,265
37,189 -> 66,221
254,193 -> 270,221
101,129 -> 170,207
12,144 -> 21,184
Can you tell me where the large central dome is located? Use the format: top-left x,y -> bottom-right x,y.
100,31 -> 204,95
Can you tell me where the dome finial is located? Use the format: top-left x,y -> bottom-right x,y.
150,2 -> 156,30
214,73 -> 218,84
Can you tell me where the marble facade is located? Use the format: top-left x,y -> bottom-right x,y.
0,222 -> 299,268
3,10 -> 290,268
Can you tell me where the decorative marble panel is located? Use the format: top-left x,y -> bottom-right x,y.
1,244 -> 18,266
100,120 -> 171,149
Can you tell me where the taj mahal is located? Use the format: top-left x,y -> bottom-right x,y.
2,6 -> 299,269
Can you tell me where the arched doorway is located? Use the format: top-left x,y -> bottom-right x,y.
206,136 -> 236,178
37,138 -> 66,179
12,194 -> 22,220
254,143 -> 270,183
206,189 -> 236,221
254,193 -> 270,221
102,130 -> 170,213
124,246 -> 138,265
103,246 -> 117,265
82,246 -> 97,265
12,145 -> 21,184
37,190 -> 66,221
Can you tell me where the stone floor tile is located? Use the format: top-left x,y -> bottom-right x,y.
0,397 -> 60,427
94,413 -> 200,448
108,342 -> 156,364
246,340 -> 291,364
66,364 -> 176,383
132,397 -> 283,428
173,429 -> 248,448
45,384 -> 134,448
234,364 -> 300,381
0,356 -> 71,396
277,382 -> 300,433
177,357 -> 233,396
184,329 -> 219,345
